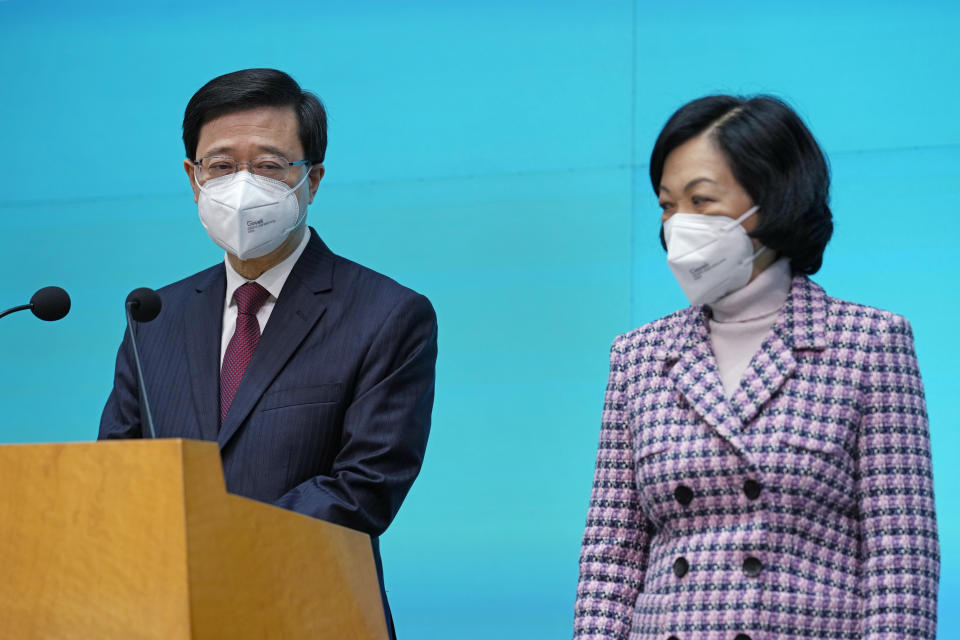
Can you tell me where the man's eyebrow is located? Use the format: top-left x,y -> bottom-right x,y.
198,144 -> 294,158
200,145 -> 234,158
253,144 -> 293,157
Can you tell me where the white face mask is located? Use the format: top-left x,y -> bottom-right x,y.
663,205 -> 765,306
196,169 -> 310,261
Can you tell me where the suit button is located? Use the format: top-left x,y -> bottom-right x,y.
668,637 -> 681,640
674,484 -> 694,505
673,557 -> 689,578
742,556 -> 763,577
734,635 -> 752,640
743,479 -> 763,500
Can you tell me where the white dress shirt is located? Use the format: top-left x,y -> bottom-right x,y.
220,229 -> 311,367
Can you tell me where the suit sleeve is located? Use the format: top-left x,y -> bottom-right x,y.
98,326 -> 144,440
274,292 -> 437,536
573,340 -> 653,639
857,315 -> 939,639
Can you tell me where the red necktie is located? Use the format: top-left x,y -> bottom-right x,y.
220,282 -> 270,425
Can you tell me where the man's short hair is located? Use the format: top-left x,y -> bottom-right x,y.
182,68 -> 327,164
649,95 -> 833,275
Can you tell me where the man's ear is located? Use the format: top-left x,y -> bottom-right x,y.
308,164 -> 325,203
183,159 -> 200,203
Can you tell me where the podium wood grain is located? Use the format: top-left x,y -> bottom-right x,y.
0,439 -> 388,640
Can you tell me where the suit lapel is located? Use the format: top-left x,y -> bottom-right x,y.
729,332 -> 796,427
184,266 -> 226,442
660,307 -> 750,460
217,230 -> 335,449
729,276 -> 828,426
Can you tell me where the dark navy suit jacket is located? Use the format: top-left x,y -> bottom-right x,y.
99,228 -> 437,636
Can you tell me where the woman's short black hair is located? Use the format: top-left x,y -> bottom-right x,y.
182,68 -> 327,164
649,95 -> 832,275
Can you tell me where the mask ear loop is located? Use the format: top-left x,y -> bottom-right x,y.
288,165 -> 312,194
282,165 -> 313,234
721,205 -> 760,232
739,244 -> 766,267
724,205 -> 764,266
193,164 -> 206,193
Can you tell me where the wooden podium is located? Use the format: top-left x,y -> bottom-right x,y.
0,439 -> 389,639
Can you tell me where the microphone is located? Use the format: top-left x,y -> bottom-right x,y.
0,286 -> 71,321
126,287 -> 162,323
125,287 -> 162,439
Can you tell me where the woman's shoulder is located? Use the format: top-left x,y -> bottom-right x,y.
808,278 -> 915,339
609,306 -> 701,355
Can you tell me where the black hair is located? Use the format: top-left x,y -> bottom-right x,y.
182,68 -> 327,164
649,95 -> 832,275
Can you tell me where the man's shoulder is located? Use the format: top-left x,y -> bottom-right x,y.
327,253 -> 437,335
332,252 -> 428,304
155,262 -> 224,299
297,232 -> 435,327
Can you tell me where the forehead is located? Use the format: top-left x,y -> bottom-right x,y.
195,106 -> 302,159
660,132 -> 736,189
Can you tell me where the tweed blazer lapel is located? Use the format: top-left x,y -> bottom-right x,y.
658,306 -> 750,459
217,230 -> 334,449
728,275 -> 829,427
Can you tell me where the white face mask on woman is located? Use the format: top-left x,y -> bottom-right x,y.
196,169 -> 310,261
663,205 -> 765,306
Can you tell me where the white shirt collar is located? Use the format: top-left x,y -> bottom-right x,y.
223,228 -> 311,307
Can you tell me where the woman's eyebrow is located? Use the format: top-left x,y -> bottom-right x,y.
659,177 -> 717,194
683,177 -> 717,192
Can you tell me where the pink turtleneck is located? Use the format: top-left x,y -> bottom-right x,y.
707,257 -> 792,398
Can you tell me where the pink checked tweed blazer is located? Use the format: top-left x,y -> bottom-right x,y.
574,276 -> 938,640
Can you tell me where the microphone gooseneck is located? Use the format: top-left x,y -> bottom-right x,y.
0,286 -> 71,321
125,287 -> 163,439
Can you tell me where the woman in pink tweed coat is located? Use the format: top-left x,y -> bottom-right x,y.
574,96 -> 938,640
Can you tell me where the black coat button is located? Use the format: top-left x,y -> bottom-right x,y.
742,556 -> 763,577
668,636 -> 681,640
734,634 -> 752,640
674,484 -> 694,506
743,479 -> 763,500
673,556 -> 689,578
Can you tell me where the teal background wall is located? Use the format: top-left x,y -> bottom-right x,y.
1,2 -> 956,637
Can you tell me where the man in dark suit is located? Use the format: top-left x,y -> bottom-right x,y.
99,69 -> 437,639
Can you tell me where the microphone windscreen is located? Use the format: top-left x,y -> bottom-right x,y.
126,287 -> 162,323
30,286 -> 71,321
